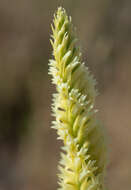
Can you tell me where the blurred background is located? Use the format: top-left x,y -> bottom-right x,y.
0,0 -> 131,189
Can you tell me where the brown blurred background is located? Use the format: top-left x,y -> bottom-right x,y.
0,0 -> 131,189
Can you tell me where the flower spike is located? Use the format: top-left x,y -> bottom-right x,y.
49,7 -> 108,190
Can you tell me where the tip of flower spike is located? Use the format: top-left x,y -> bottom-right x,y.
57,6 -> 66,14
54,7 -> 66,21
56,7 -> 72,23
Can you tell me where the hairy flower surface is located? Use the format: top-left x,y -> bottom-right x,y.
49,7 -> 107,190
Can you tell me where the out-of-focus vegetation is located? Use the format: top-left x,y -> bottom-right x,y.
0,0 -> 131,189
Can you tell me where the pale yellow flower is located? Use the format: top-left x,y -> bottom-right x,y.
49,7 -> 108,190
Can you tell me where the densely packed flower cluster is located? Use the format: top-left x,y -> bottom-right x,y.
49,7 -> 107,190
